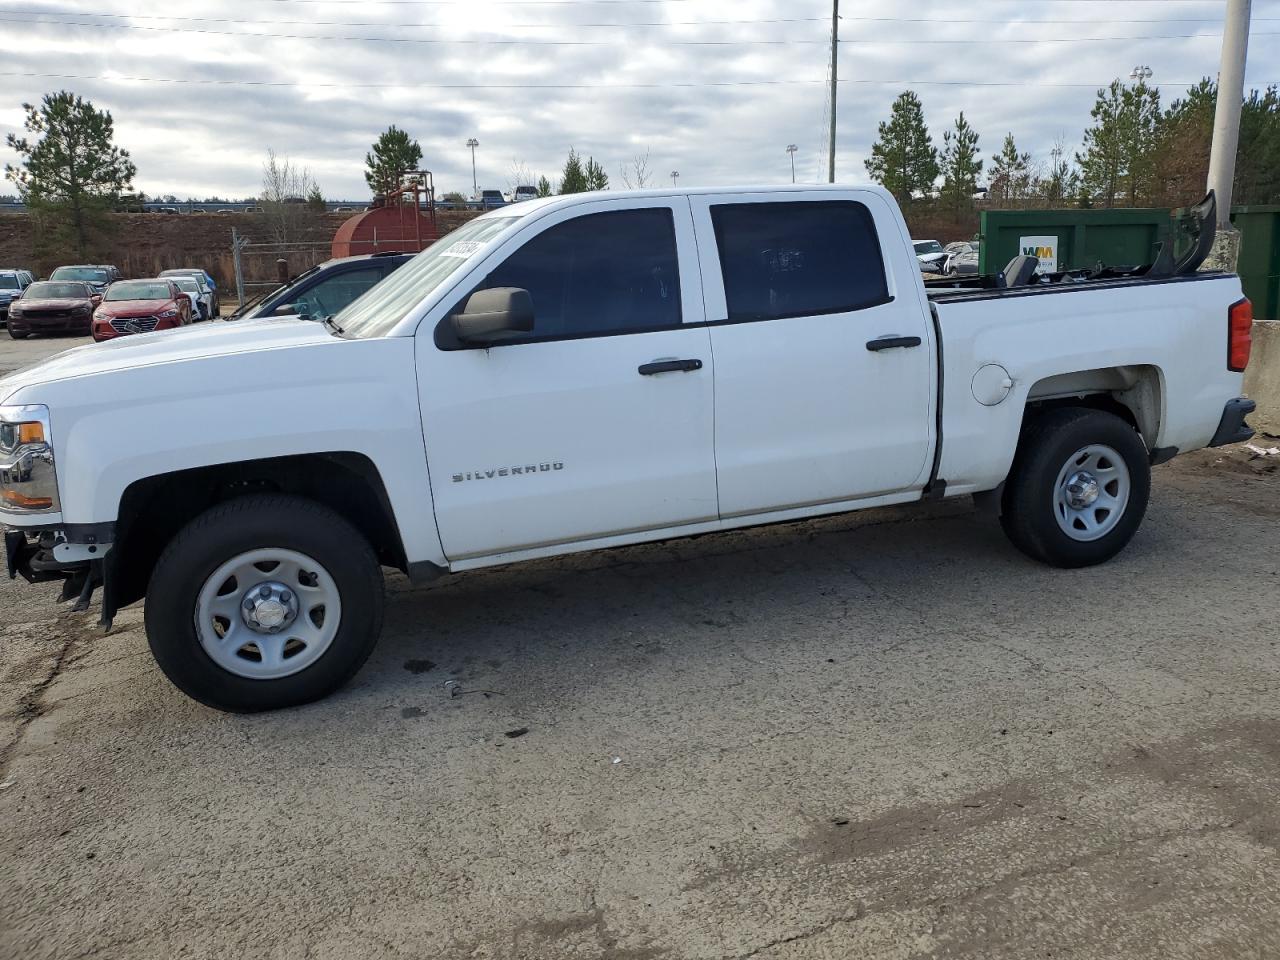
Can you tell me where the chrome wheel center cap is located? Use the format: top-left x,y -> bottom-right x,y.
241,582 -> 299,634
1065,471 -> 1101,509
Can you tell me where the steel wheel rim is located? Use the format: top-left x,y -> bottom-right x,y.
194,547 -> 341,680
1052,443 -> 1131,542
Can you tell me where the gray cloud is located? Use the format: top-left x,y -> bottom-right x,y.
1,0 -> 1277,201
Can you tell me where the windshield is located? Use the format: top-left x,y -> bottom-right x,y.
26,282 -> 89,299
0,274 -> 18,290
105,281 -> 173,301
174,278 -> 200,292
51,266 -> 109,283
336,216 -> 521,339
914,241 -> 943,255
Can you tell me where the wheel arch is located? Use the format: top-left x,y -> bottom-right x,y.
110,452 -> 411,612
1023,364 -> 1165,449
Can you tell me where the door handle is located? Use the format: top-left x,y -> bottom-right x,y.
865,335 -> 922,352
638,358 -> 703,375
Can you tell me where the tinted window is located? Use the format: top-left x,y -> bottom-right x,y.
478,208 -> 681,340
290,267 -> 383,319
711,201 -> 888,322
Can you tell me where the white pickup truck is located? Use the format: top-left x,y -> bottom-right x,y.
0,186 -> 1256,712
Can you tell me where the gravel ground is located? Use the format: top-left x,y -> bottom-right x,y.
3,332 -> 1280,959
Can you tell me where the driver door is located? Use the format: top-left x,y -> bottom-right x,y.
416,197 -> 718,563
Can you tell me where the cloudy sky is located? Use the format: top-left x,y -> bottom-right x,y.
2,0 -> 1278,201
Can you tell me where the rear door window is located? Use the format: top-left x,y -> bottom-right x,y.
710,201 -> 889,322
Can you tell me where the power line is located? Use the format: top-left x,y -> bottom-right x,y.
0,16 -> 829,43
0,70 -> 1257,90
6,14 -> 1275,46
5,7 -> 1278,28
0,8 -> 830,29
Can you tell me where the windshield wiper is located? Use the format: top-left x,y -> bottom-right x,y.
322,316 -> 346,337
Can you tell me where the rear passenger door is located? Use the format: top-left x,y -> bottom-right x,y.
689,191 -> 935,518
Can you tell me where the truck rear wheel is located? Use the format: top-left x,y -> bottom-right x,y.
144,494 -> 384,712
1000,407 -> 1150,568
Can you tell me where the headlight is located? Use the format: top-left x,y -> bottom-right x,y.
158,307 -> 178,318
0,404 -> 59,513
93,310 -> 108,321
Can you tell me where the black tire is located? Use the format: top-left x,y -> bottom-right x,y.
1000,407 -> 1151,568
145,494 -> 384,712
8,328 -> 28,340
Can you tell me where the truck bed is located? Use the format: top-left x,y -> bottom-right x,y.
926,269 -> 1228,305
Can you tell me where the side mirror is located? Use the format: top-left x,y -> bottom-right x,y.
91,295 -> 102,305
450,288 -> 534,343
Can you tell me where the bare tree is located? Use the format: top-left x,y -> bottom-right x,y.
260,148 -> 319,244
505,160 -> 536,199
620,149 -> 654,189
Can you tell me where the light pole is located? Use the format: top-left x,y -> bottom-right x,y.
1129,65 -> 1153,83
670,170 -> 679,187
786,144 -> 797,183
1207,0 -> 1251,227
465,138 -> 479,197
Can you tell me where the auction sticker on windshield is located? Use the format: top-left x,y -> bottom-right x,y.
442,241 -> 484,258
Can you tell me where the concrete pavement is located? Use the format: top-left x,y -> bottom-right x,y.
2,332 -> 1280,959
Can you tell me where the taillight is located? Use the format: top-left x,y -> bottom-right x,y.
1228,297 -> 1253,372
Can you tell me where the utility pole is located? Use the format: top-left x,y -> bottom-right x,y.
786,144 -> 797,183
1207,0 -> 1251,227
828,0 -> 839,183
466,138 -> 479,197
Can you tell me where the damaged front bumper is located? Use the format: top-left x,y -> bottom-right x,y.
5,523 -> 116,624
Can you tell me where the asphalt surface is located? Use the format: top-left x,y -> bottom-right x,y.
3,331 -> 1280,959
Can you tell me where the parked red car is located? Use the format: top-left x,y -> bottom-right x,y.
6,281 -> 101,339
92,278 -> 192,342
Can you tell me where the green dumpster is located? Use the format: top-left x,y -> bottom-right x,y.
978,208 -> 1173,275
1231,205 -> 1280,322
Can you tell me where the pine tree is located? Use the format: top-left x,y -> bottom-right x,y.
364,125 -> 422,197
306,183 -> 325,212
989,133 -> 1032,206
536,175 -> 553,197
5,90 -> 136,258
939,112 -> 982,212
864,91 -> 939,204
1076,79 -> 1161,207
559,148 -> 588,194
584,156 -> 609,191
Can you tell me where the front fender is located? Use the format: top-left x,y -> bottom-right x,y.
10,336 -> 447,568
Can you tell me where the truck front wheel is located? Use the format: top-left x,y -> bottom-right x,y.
144,494 -> 384,712
1000,407 -> 1151,568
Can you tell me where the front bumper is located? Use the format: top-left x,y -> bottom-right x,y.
9,316 -> 93,336
6,524 -> 117,621
1208,397 -> 1257,447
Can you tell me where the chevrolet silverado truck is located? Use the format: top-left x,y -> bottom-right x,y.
0,186 -> 1256,712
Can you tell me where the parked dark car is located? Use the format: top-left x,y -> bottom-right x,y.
225,252 -> 413,323
49,264 -> 121,295
6,281 -> 101,339
91,278 -> 191,342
